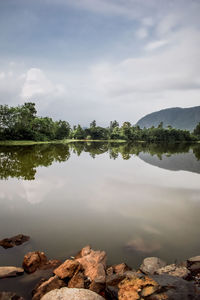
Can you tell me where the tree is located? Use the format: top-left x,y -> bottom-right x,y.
193,122 -> 200,138
90,120 -> 96,128
55,120 -> 70,140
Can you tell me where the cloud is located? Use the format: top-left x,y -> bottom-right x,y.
136,28 -> 148,39
0,72 -> 5,80
21,68 -> 65,99
145,40 -> 169,51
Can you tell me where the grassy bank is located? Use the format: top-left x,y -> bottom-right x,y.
0,139 -> 127,146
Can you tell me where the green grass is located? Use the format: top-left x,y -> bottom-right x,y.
0,139 -> 199,146
0,139 -> 126,146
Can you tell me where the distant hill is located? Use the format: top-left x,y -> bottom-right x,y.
136,106 -> 200,131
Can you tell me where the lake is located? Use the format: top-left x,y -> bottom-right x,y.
0,142 -> 200,297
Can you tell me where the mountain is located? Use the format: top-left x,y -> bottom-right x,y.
136,106 -> 200,131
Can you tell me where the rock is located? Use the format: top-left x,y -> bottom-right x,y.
76,247 -> 107,283
32,275 -> 66,300
124,271 -> 142,279
68,271 -> 85,288
105,286 -> 118,300
106,273 -> 126,286
106,263 -> 131,276
151,274 -> 198,300
106,263 -> 131,287
53,259 -> 80,279
156,263 -> 190,279
118,274 -> 160,300
41,287 -> 105,300
140,257 -> 166,275
0,292 -> 24,300
114,263 -> 131,275
0,266 -> 24,279
0,234 -> 30,249
75,245 -> 92,259
118,273 -> 198,300
40,260 -> 62,270
187,256 -> 200,274
89,281 -> 105,295
23,251 -> 48,273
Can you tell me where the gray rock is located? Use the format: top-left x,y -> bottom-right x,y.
156,264 -> 190,279
0,266 -> 24,279
0,292 -> 24,300
140,257 -> 166,275
187,256 -> 200,273
41,287 -> 105,300
151,274 -> 198,300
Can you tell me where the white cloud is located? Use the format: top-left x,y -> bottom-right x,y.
136,27 -> 148,39
145,39 -> 169,51
142,17 -> 154,27
0,72 -> 5,80
21,68 -> 64,99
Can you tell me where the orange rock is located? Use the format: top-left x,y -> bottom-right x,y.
32,275 -> 66,300
54,259 -> 80,279
68,271 -> 85,288
76,248 -> 107,283
118,275 -> 160,300
22,251 -> 47,273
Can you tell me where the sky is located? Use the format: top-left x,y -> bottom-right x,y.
0,0 -> 200,126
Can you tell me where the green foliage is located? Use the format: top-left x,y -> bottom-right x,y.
193,122 -> 200,138
0,102 -> 198,142
0,103 -> 70,141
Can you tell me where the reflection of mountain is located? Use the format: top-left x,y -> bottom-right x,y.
139,151 -> 200,174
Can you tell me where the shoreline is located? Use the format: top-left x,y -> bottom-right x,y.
0,139 -> 199,146
0,237 -> 200,299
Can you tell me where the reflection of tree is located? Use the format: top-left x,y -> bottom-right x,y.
0,142 -> 199,180
0,144 -> 71,180
192,144 -> 200,161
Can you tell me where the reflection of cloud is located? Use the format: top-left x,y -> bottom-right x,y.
142,225 -> 161,235
21,176 -> 65,204
125,237 -> 161,253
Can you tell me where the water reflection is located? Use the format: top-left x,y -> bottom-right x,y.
0,141 -> 200,281
0,142 -> 200,180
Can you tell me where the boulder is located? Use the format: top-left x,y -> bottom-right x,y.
75,245 -> 92,259
151,274 -> 198,300
40,260 -> 61,270
0,234 -> 30,249
68,271 -> 85,288
118,273 -> 160,300
53,259 -> 80,279
0,266 -> 24,279
118,273 -> 198,300
106,263 -> 131,287
0,292 -> 24,300
106,273 -> 126,286
41,287 -> 105,300
106,263 -> 131,276
140,257 -> 166,275
187,256 -> 200,274
156,264 -> 190,279
23,251 -> 48,273
76,247 -> 107,283
89,281 -> 105,295
32,275 -> 66,300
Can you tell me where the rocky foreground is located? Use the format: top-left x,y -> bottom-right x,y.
1,244 -> 200,299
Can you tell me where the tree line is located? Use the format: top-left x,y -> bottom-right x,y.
0,102 -> 200,142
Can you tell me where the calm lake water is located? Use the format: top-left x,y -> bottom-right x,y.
0,142 -> 200,297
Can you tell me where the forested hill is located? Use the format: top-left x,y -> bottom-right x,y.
136,106 -> 200,131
